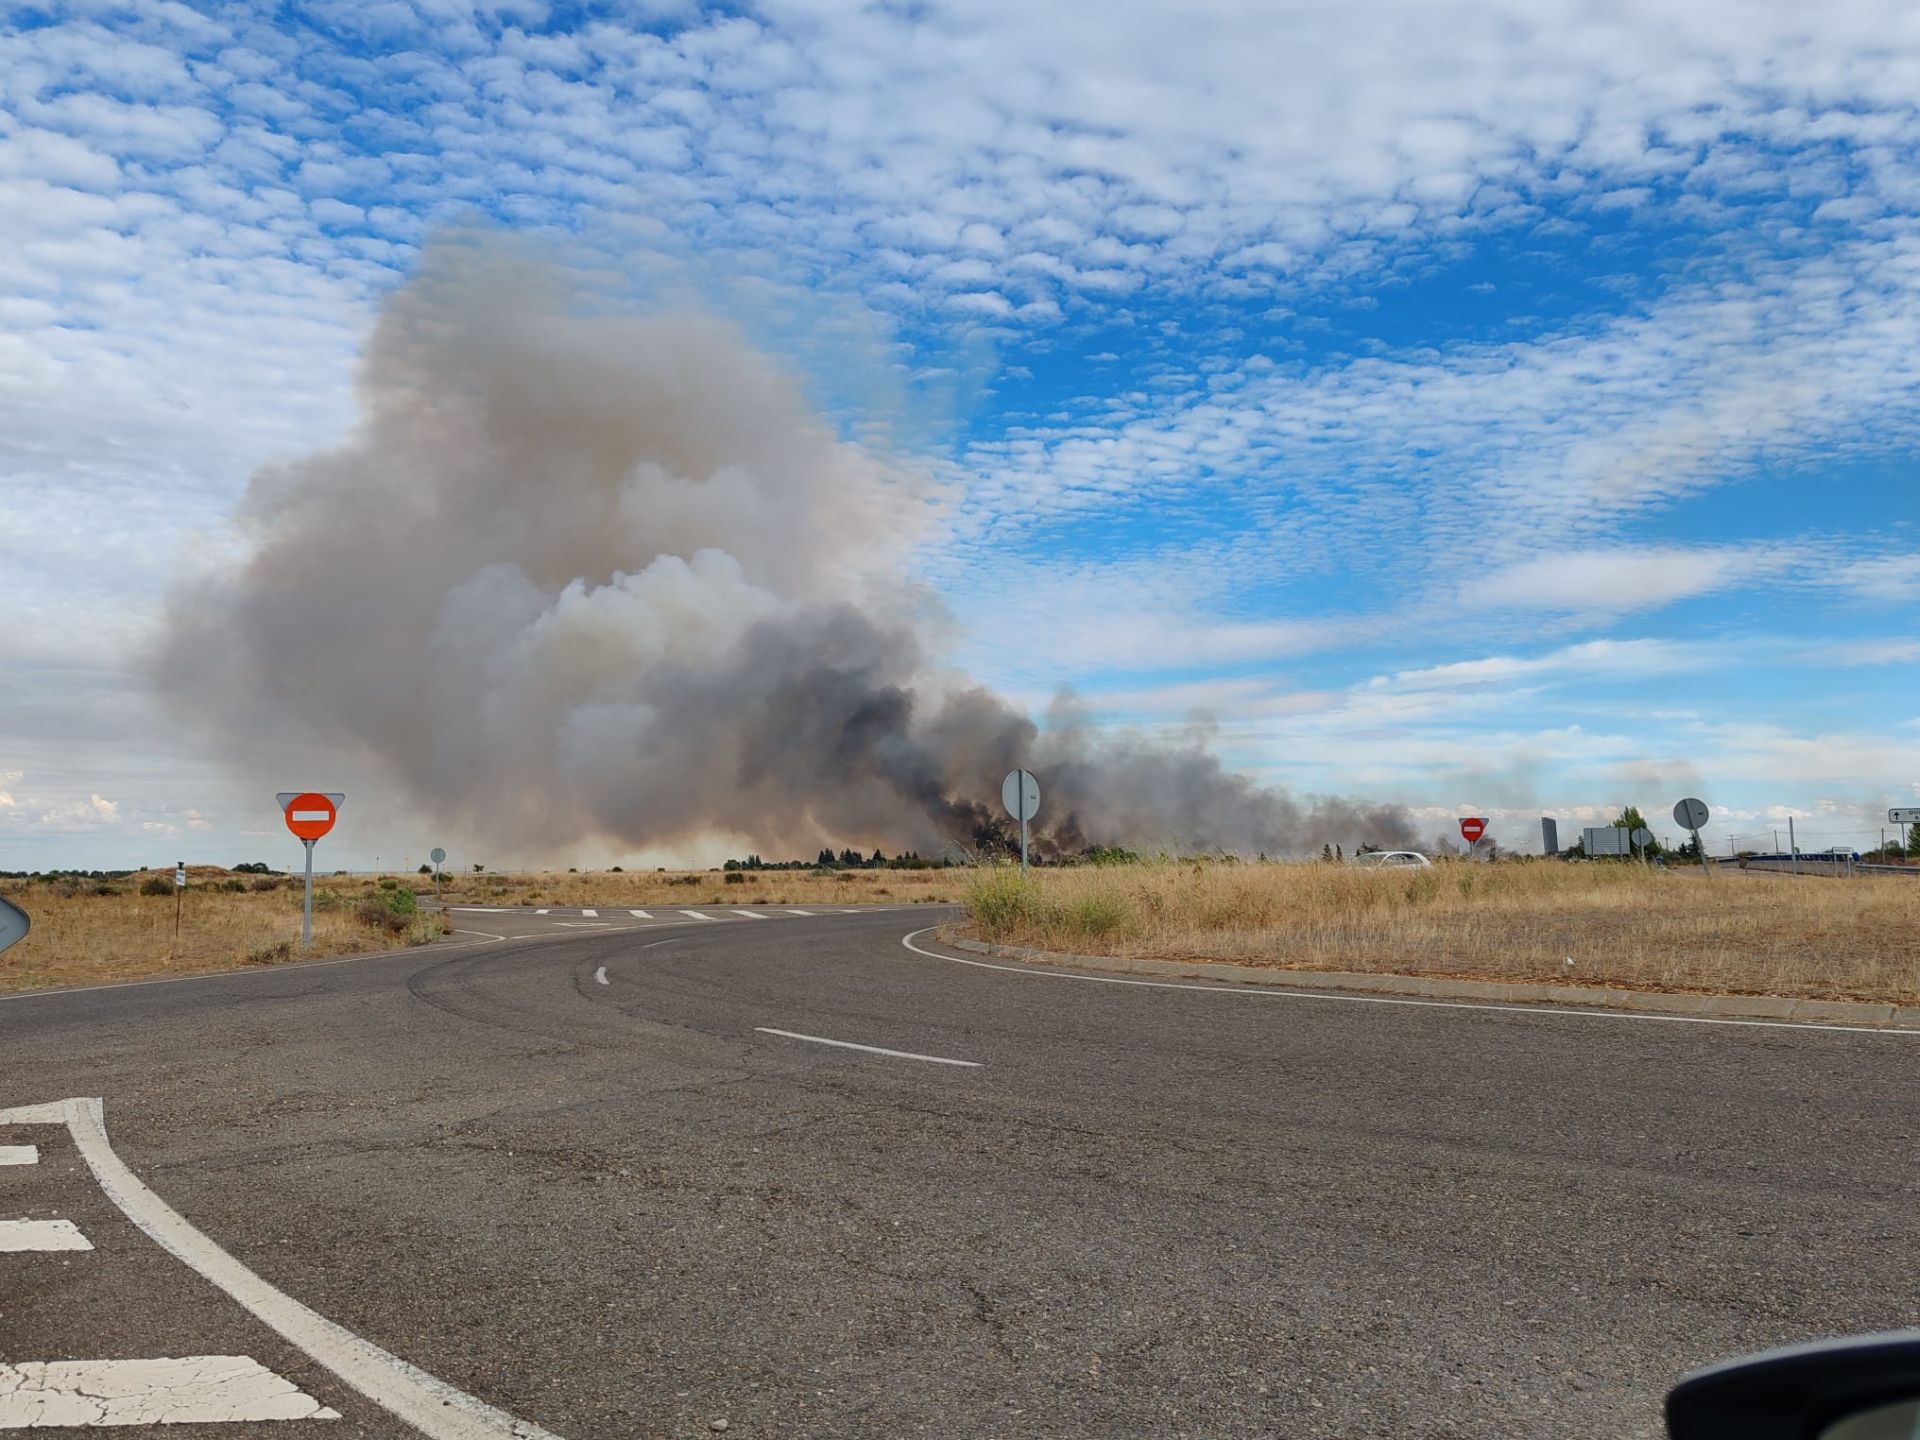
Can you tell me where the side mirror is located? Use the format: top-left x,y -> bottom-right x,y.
1668,1332 -> 1920,1440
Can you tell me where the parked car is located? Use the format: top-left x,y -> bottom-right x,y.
1352,850 -> 1432,868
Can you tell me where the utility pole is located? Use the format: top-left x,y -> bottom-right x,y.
1789,816 -> 1798,875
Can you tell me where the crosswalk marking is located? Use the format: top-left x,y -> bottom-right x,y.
0,1356 -> 340,1427
730,909 -> 769,919
0,1146 -> 38,1166
677,910 -> 718,921
628,909 -> 652,919
0,1218 -> 92,1252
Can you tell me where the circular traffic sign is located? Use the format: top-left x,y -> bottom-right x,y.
1458,816 -> 1487,843
283,792 -> 338,843
1673,797 -> 1709,831
1001,769 -> 1041,822
1631,827 -> 1653,848
430,847 -> 446,865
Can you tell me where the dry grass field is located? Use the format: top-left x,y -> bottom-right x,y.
961,860 -> 1920,1005
0,869 -> 447,995
437,866 -> 966,909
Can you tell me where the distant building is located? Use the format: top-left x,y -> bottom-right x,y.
1541,817 -> 1559,856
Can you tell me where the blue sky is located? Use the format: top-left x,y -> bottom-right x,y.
2,0 -> 1917,869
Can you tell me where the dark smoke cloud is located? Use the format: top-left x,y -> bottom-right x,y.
159,240 -> 1415,861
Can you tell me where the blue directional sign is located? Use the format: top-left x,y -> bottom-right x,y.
0,896 -> 28,955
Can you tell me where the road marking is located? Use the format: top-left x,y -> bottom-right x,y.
677,910 -> 718,921
0,1218 -> 92,1251
0,1099 -> 569,1440
579,909 -> 597,918
783,909 -> 814,916
535,909 -> 549,915
627,910 -> 652,919
899,929 -> 1920,1037
0,1355 -> 340,1427
753,1027 -> 982,1068
0,1145 -> 38,1166
729,909 -> 768,919
552,922 -> 610,929
593,966 -> 609,986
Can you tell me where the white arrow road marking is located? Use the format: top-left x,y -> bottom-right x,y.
0,1145 -> 37,1166
0,1099 -> 569,1440
627,910 -> 652,919
729,910 -> 768,920
0,1356 -> 340,1427
753,1028 -> 981,1068
676,910 -> 718,921
0,1218 -> 91,1251
593,967 -> 609,986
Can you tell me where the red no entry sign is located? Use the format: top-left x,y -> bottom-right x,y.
1459,816 -> 1488,844
279,791 -> 341,843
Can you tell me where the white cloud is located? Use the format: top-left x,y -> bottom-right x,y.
1830,556 -> 1920,603
1468,548 -> 1780,613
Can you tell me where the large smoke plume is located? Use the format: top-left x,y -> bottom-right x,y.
160,242 -> 1414,861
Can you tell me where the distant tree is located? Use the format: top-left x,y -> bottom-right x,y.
1613,806 -> 1664,858
871,848 -> 886,865
472,863 -> 485,874
1335,844 -> 1344,862
1321,843 -> 1334,863
817,847 -> 836,867
610,865 -> 623,872
418,864 -> 432,875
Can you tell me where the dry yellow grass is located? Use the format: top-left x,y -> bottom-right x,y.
436,866 -> 966,909
961,860 -> 1920,1005
0,869 -> 447,995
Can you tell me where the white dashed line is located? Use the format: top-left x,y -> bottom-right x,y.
0,1145 -> 38,1166
579,909 -> 597,918
754,1027 -> 982,1068
677,910 -> 718,921
0,1099 -> 569,1440
0,1355 -> 340,1427
593,966 -> 609,986
729,909 -> 769,919
0,1218 -> 92,1252
784,909 -> 814,916
535,909 -> 549,915
627,910 -> 652,919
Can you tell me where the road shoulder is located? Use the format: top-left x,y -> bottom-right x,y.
936,930 -> 1920,1029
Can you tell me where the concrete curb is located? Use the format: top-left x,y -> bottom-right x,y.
938,933 -> 1920,1030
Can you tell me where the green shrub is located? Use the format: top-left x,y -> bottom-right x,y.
965,867 -> 1043,935
723,871 -> 746,885
138,876 -> 172,897
1056,891 -> 1137,940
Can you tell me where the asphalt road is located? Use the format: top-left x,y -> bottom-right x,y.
3,905 -> 1916,1439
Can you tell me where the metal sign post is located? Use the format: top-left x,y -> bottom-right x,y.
278,792 -> 344,949
1001,769 -> 1041,875
430,847 -> 446,902
1673,798 -> 1711,878
172,860 -> 186,957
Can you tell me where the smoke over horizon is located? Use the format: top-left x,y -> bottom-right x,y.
159,241 -> 1416,862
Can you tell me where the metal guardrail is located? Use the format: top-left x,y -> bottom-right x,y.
1723,856 -> 1920,878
